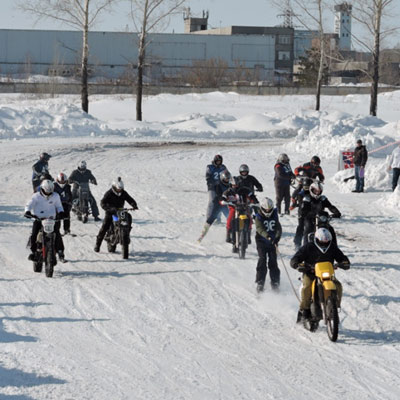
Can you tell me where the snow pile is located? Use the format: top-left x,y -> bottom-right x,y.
289,111 -> 393,159
332,160 -> 391,193
0,102 -> 122,138
380,186 -> 400,214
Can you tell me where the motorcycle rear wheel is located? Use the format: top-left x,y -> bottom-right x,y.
326,295 -> 339,342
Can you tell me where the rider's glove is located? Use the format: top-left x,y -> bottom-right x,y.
332,212 -> 341,218
272,238 -> 279,246
338,261 -> 350,270
24,211 -> 32,218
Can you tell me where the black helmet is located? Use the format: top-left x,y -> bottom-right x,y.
239,164 -> 249,176
310,156 -> 321,166
213,154 -> 223,166
40,152 -> 51,162
220,170 -> 231,184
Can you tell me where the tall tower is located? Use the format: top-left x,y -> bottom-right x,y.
334,3 -> 352,50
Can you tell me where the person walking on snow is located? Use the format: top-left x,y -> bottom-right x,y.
387,143 -> 400,191
254,197 -> 282,292
274,153 -> 295,216
352,139 -> 368,193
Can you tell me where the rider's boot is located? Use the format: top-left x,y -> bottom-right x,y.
94,216 -> 101,222
296,308 -> 311,323
94,237 -> 102,252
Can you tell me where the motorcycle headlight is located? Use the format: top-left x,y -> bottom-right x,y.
321,272 -> 331,280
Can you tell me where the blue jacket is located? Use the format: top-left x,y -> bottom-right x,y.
206,163 -> 227,190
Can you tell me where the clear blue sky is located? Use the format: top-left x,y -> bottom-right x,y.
1,0 -> 399,47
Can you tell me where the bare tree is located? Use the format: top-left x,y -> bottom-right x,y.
129,0 -> 186,121
269,0 -> 329,111
18,0 -> 118,113
350,0 -> 398,116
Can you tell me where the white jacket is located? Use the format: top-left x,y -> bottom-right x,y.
389,146 -> 400,169
25,191 -> 64,218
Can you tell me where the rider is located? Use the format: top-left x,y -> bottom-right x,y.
205,154 -> 227,224
235,164 -> 263,193
32,152 -> 52,192
54,172 -> 73,235
94,178 -> 138,252
198,169 -> 231,242
24,179 -> 65,261
299,182 -> 341,246
222,177 -> 258,250
254,197 -> 282,292
68,160 -> 101,221
290,227 -> 350,323
274,153 -> 295,216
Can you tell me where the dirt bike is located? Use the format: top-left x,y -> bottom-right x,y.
226,201 -> 257,259
28,216 -> 60,278
104,208 -> 134,259
301,261 -> 343,342
307,212 -> 338,246
71,182 -> 92,223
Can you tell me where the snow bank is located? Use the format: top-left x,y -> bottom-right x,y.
380,186 -> 400,214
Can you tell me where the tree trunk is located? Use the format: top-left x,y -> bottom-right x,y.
370,2 -> 382,117
136,32 -> 145,121
136,0 -> 150,121
81,0 -> 90,113
315,0 -> 325,111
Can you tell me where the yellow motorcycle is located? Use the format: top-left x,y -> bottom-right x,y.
304,261 -> 341,342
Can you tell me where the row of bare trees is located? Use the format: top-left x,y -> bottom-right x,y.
16,0 -> 399,119
271,0 -> 398,116
18,0 -> 185,120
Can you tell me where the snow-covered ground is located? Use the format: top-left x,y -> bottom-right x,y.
0,91 -> 399,399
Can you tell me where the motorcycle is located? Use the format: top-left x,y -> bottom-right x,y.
104,208 -> 134,259
226,200 -> 257,259
307,212 -> 338,245
72,182 -> 91,223
301,261 -> 343,342
29,216 -> 59,278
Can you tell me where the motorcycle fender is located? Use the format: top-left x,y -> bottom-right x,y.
239,214 -> 247,230
322,280 -> 336,291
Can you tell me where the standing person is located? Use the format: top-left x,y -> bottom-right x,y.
352,139 -> 368,193
235,164 -> 263,193
54,172 -> 73,235
274,153 -> 295,216
32,152 -> 52,192
254,197 -> 282,292
205,154 -> 227,224
198,170 -> 231,243
24,179 -> 65,262
94,178 -> 138,252
387,143 -> 400,191
68,160 -> 101,221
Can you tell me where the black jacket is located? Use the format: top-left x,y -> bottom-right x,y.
54,182 -> 72,204
235,175 -> 263,192
274,162 -> 295,187
68,169 -> 97,185
100,189 -> 138,213
222,186 -> 258,204
299,194 -> 340,220
290,241 -> 350,270
353,145 -> 368,167
295,162 -> 325,182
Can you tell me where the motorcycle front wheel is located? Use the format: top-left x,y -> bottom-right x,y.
45,247 -> 55,278
238,230 -> 247,259
326,295 -> 339,342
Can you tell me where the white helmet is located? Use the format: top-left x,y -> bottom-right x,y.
310,182 -> 323,199
278,153 -> 290,163
314,227 -> 332,253
40,179 -> 54,197
112,177 -> 124,195
260,197 -> 274,217
78,160 -> 87,171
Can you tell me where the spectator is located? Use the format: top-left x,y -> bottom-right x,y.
352,139 -> 368,193
387,143 -> 400,191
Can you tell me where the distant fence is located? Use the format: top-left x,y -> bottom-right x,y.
0,82 -> 398,96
